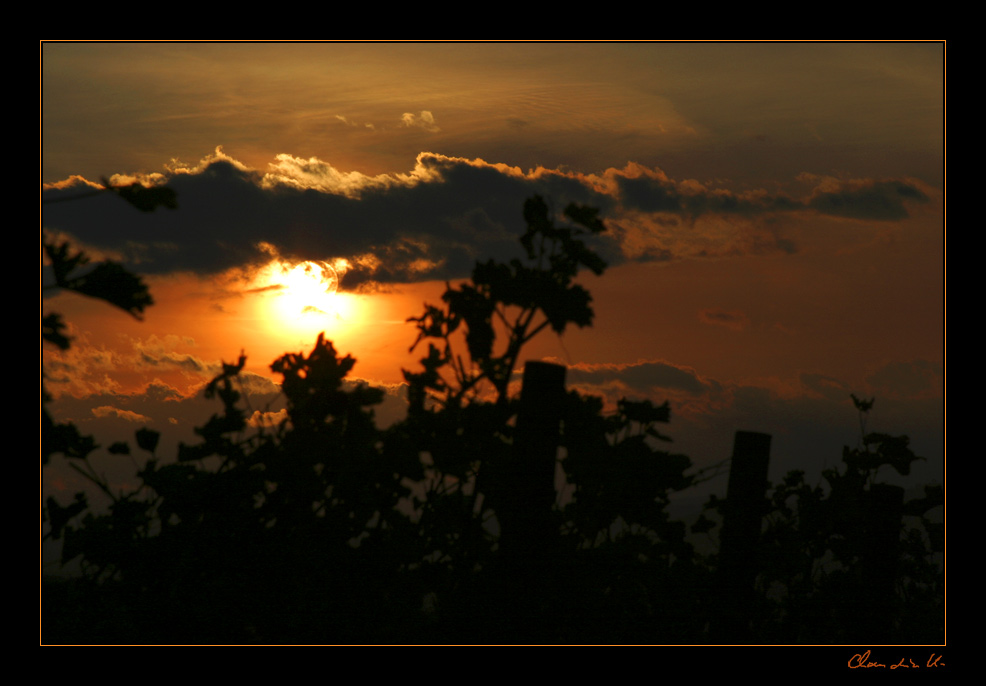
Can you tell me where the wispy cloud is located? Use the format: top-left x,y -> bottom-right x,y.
699,309 -> 750,332
400,111 -> 440,132
566,359 -> 716,396
91,406 -> 152,423
335,115 -> 375,130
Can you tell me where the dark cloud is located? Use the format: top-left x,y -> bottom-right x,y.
612,166 -> 927,221
41,153 -> 616,288
567,360 -> 712,396
42,152 -> 930,289
137,349 -> 208,373
806,178 -> 929,221
698,308 -> 749,331
611,166 -> 804,218
616,174 -> 684,213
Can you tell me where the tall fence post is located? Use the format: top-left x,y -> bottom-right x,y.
494,360 -> 566,637
714,430 -> 772,642
857,483 -> 904,639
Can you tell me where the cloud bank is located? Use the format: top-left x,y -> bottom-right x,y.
42,148 -> 932,290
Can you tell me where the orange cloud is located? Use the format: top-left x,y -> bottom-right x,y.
91,406 -> 151,423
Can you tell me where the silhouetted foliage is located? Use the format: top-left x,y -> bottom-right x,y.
701,396 -> 944,643
42,180 -> 175,633
44,241 -> 153,320
42,193 -> 942,644
42,179 -> 174,463
404,195 -> 606,409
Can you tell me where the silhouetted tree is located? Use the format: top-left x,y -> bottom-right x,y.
43,180 -> 173,523
42,180 -> 176,642
42,192 -> 942,645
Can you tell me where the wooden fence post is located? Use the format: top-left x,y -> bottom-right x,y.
493,360 -> 566,637
499,360 -> 565,558
857,483 -> 904,639
714,430 -> 772,642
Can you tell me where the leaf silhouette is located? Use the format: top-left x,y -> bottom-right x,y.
136,427 -> 160,455
63,262 -> 154,319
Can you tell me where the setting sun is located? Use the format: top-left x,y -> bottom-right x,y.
254,258 -> 359,342
280,260 -> 339,312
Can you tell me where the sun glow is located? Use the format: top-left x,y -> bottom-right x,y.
282,260 -> 339,310
256,258 -> 359,343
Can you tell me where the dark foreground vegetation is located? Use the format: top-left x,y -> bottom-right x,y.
42,187 -> 943,644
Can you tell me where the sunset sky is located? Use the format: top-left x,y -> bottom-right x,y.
41,42 -> 944,519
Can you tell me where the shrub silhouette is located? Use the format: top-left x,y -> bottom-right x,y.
42,194 -> 942,644
699,395 -> 943,643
